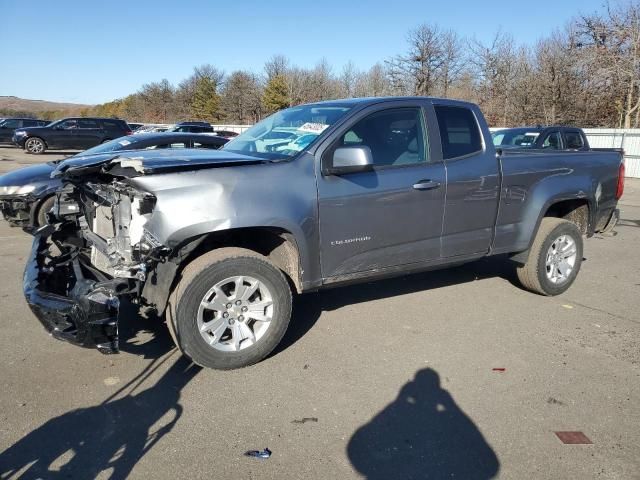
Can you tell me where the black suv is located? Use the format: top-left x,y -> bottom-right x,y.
169,121 -> 214,133
13,117 -> 132,154
0,118 -> 49,143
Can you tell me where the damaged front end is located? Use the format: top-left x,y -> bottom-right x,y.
23,177 -> 169,354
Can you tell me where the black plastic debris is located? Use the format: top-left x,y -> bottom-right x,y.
291,417 -> 318,424
245,448 -> 272,459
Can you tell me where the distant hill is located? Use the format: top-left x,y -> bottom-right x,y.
0,96 -> 92,115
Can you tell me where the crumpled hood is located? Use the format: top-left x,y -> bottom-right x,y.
53,148 -> 277,179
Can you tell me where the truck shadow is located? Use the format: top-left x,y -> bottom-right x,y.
347,368 -> 500,479
277,256 -> 519,354
618,218 -> 640,228
0,314 -> 201,480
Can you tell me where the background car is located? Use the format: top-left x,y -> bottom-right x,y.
0,132 -> 228,229
0,118 -> 49,143
135,125 -> 170,133
169,121 -> 214,133
491,126 -> 591,151
127,122 -> 144,131
12,117 -> 132,154
213,130 -> 240,138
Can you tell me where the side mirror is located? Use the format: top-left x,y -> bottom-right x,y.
326,146 -> 373,175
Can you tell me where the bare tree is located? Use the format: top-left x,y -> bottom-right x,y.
264,55 -> 290,81
82,3 -> 640,128
139,79 -> 175,123
339,61 -> 358,98
221,71 -> 263,123
440,30 -> 465,98
469,31 -> 519,127
578,1 -> 640,127
387,23 -> 445,96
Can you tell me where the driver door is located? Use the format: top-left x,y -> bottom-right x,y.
316,101 -> 446,279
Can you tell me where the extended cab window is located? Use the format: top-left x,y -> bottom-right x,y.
434,106 -> 482,159
337,108 -> 428,167
565,131 -> 584,149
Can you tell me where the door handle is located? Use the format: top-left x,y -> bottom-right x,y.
412,179 -> 441,191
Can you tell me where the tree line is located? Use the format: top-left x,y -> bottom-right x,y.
36,2 -> 640,128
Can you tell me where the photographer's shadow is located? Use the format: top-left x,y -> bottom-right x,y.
348,368 -> 499,480
0,304 -> 201,480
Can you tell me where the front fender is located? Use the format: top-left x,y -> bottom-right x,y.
131,156 -> 320,287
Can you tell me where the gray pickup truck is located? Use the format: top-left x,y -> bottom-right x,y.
24,97 -> 624,369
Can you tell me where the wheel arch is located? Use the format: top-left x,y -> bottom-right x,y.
25,135 -> 48,149
510,196 -> 592,265
142,226 -> 303,316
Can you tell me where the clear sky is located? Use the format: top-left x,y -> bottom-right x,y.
0,0 -> 608,105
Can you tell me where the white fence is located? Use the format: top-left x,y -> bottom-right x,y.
582,129 -> 640,178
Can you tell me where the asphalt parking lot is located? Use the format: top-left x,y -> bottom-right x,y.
0,145 -> 638,479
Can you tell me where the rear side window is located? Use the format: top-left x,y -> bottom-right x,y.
103,120 -> 125,131
434,106 -> 482,159
565,131 -> 584,149
78,119 -> 99,129
2,119 -> 22,128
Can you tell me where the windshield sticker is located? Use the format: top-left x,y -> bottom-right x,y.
298,122 -> 329,134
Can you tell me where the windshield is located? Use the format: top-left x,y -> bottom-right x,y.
222,104 -> 353,158
73,137 -> 138,156
492,129 -> 541,147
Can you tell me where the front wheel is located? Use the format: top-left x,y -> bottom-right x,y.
516,218 -> 583,296
167,248 -> 292,369
25,137 -> 46,154
35,196 -> 56,227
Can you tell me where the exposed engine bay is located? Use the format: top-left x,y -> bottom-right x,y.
24,179 -> 170,353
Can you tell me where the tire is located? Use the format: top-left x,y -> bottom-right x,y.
167,247 -> 292,369
517,218 -> 583,296
35,196 -> 55,227
24,137 -> 46,154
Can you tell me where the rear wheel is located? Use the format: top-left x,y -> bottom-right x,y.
25,137 -> 46,154
167,248 -> 292,369
517,218 -> 583,296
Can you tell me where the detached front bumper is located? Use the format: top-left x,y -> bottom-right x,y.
23,233 -> 121,354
